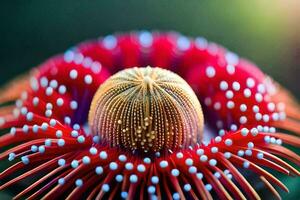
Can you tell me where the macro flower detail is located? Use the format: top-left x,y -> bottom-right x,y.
0,31 -> 299,200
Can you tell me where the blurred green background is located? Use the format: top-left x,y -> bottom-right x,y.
0,0 -> 299,199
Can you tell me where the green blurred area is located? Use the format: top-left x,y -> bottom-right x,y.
0,0 -> 299,199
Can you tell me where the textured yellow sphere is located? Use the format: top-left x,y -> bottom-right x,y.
89,67 -> 204,153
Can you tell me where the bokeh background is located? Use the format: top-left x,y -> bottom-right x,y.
0,0 -> 299,199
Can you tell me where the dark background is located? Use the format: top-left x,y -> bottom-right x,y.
0,0 -> 299,199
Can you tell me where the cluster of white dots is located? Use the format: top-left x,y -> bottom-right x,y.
64,51 -> 102,74
96,31 -> 214,65
204,64 -> 286,127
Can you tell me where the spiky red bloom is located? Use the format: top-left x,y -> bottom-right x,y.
0,32 -> 300,200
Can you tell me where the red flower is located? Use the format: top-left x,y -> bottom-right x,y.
0,32 -> 299,200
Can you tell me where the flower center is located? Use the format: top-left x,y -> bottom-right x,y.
88,67 -> 204,153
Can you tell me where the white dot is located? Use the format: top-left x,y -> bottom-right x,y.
238,150 -> 244,157
239,116 -> 247,124
69,69 -> 78,79
243,161 -> 250,168
58,178 -> 65,185
82,156 -> 91,164
56,98 -> 64,106
205,184 -> 212,191
196,149 -> 204,155
263,114 -> 270,122
71,130 -> 79,137
115,174 -> 123,182
64,50 -> 74,62
89,147 -> 98,155
225,90 -> 234,99
232,82 -> 240,91
32,97 -> 39,106
102,184 -> 110,192
118,155 -> 127,162
57,139 -> 65,147
255,93 -> 263,103
58,85 -> 67,94
70,101 -> 78,110
226,52 -> 239,65
252,105 -> 259,113
220,81 -> 228,91
75,179 -> 83,187
214,172 -> 221,179
200,155 -> 208,162
225,139 -> 233,146
171,169 -> 180,177
84,75 -> 93,84
209,159 -> 217,166
241,128 -> 249,136
125,162 -> 133,170
71,160 -> 79,168
176,152 -> 183,159
56,130 -> 63,138
245,149 -> 252,156
95,166 -> 103,174
50,80 -> 58,88
173,193 -> 180,200
22,125 -> 29,133
258,84 -> 266,93
121,191 -> 128,199
215,136 -> 222,143
214,102 -> 221,110
159,160 -> 168,168
226,65 -> 235,74
230,124 -> 238,131
197,173 -> 203,180
99,151 -> 108,159
188,166 -> 197,174
46,87 -> 53,96
211,147 -> 218,153
224,152 -> 231,159
74,53 -> 84,64
246,78 -> 255,88
109,162 -> 118,170
83,57 -> 93,68
143,157 -> 151,164
148,186 -> 156,194
206,66 -> 216,78
129,174 -> 138,183
184,184 -> 191,191
251,128 -> 259,136
45,139 -> 52,147
137,164 -> 146,172
227,101 -> 235,109
139,31 -> 153,47
151,176 -> 159,184
240,104 -> 247,112
255,113 -> 262,121
267,103 -> 275,112
244,89 -> 251,98
91,62 -> 102,74
103,35 -> 117,50
195,37 -> 208,49
177,36 -> 191,51
45,110 -> 52,117
257,152 -> 264,159
40,77 -> 48,88
26,112 -> 34,121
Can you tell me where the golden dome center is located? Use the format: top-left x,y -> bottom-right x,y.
88,66 -> 204,153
